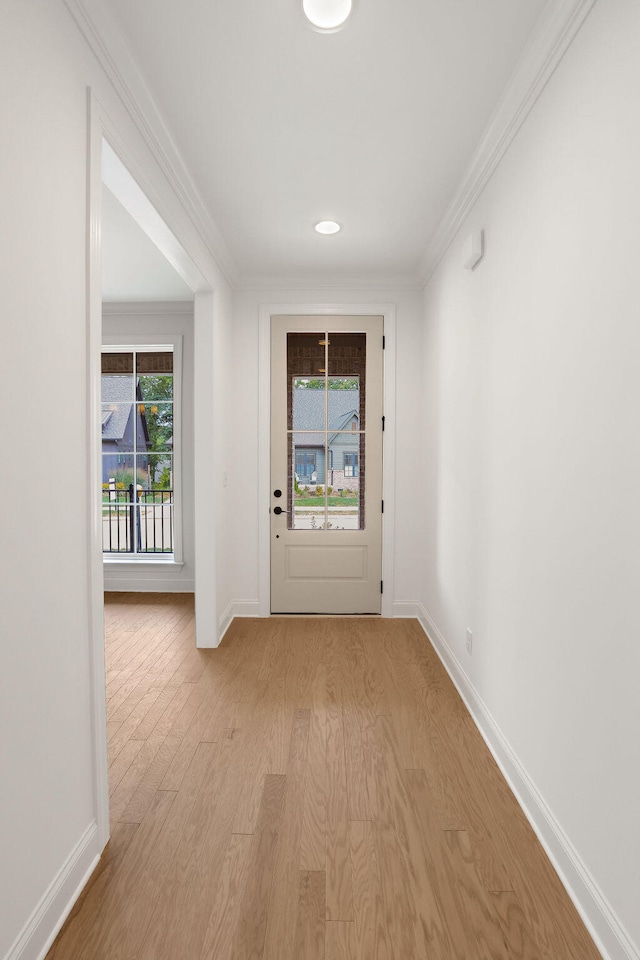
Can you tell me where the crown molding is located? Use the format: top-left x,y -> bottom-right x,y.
236,273 -> 424,293
418,0 -> 598,286
63,0 -> 240,286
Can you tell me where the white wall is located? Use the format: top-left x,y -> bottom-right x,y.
0,6 -> 100,957
421,0 -> 640,955
102,303 -> 195,592
0,2 -> 232,956
229,285 -> 424,620
102,188 -> 193,302
212,282 -> 235,636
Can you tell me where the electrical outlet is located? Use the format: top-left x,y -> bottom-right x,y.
466,628 -> 473,655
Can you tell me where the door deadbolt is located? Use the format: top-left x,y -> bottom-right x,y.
273,489 -> 282,498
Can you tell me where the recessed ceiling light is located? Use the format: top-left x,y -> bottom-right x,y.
302,0 -> 353,32
314,220 -> 341,235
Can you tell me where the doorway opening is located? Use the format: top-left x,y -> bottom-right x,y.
88,102 -> 215,846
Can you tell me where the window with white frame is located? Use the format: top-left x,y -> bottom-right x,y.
344,452 -> 359,477
295,450 -> 316,479
101,344 -> 180,558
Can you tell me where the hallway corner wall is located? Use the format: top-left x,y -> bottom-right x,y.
0,1 -> 234,955
420,0 -> 640,956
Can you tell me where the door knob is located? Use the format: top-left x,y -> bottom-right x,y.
273,505 -> 288,515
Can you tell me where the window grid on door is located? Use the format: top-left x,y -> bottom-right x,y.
286,331 -> 366,531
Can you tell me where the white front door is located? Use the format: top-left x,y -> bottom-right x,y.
270,315 -> 383,614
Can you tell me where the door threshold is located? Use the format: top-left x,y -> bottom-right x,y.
269,612 -> 382,617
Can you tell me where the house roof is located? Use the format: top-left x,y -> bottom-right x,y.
101,375 -> 135,441
293,387 -> 359,447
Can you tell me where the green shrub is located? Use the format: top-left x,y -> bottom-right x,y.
315,485 -> 323,497
155,466 -> 172,489
110,468 -> 148,489
327,486 -> 333,495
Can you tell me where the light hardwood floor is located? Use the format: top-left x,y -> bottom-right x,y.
47,593 -> 602,960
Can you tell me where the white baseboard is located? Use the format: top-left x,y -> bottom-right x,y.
414,603 -> 639,960
5,821 -> 101,960
103,578 -> 195,592
218,600 -> 262,643
391,601 -> 423,619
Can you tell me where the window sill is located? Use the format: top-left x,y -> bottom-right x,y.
103,556 -> 184,568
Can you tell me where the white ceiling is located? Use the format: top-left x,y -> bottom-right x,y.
95,0 -> 549,283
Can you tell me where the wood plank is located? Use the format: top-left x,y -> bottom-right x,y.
300,732 -> 327,871
489,891 -> 545,960
343,702 -> 373,821
118,733 -> 184,824
442,829 -> 511,959
137,732 -> 244,960
325,921 -> 356,960
108,737 -> 144,793
232,774 -> 287,960
300,655 -> 329,872
262,709 -> 311,960
325,623 -> 354,922
325,701 -> 354,921
367,721 -> 422,960
349,819 -> 390,960
199,832 -> 254,960
294,872 -> 326,960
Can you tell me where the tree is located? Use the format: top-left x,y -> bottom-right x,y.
294,377 -> 358,390
138,375 -> 173,488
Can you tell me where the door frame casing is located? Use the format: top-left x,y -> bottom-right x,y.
88,88 -> 220,848
258,302 -> 397,617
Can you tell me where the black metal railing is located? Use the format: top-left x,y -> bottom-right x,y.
102,484 -> 174,554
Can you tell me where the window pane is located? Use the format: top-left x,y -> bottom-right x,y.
326,485 -> 359,529
328,333 -> 366,431
102,456 -> 134,553
136,352 -> 174,375
138,373 -> 174,402
146,454 -> 173,491
102,352 -> 133,374
289,332 -> 326,431
293,378 -> 326,430
102,500 -> 132,552
327,377 -> 360,437
291,433 -> 324,530
327,334 -> 365,529
140,402 -> 173,453
137,463 -> 173,554
101,453 -> 134,488
101,403 -> 135,453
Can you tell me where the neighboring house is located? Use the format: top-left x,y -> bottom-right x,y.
101,375 -> 150,482
292,387 -> 360,489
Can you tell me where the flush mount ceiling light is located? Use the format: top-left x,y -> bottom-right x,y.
302,0 -> 353,32
314,220 -> 341,235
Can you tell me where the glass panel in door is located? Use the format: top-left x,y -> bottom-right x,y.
287,331 -> 366,531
